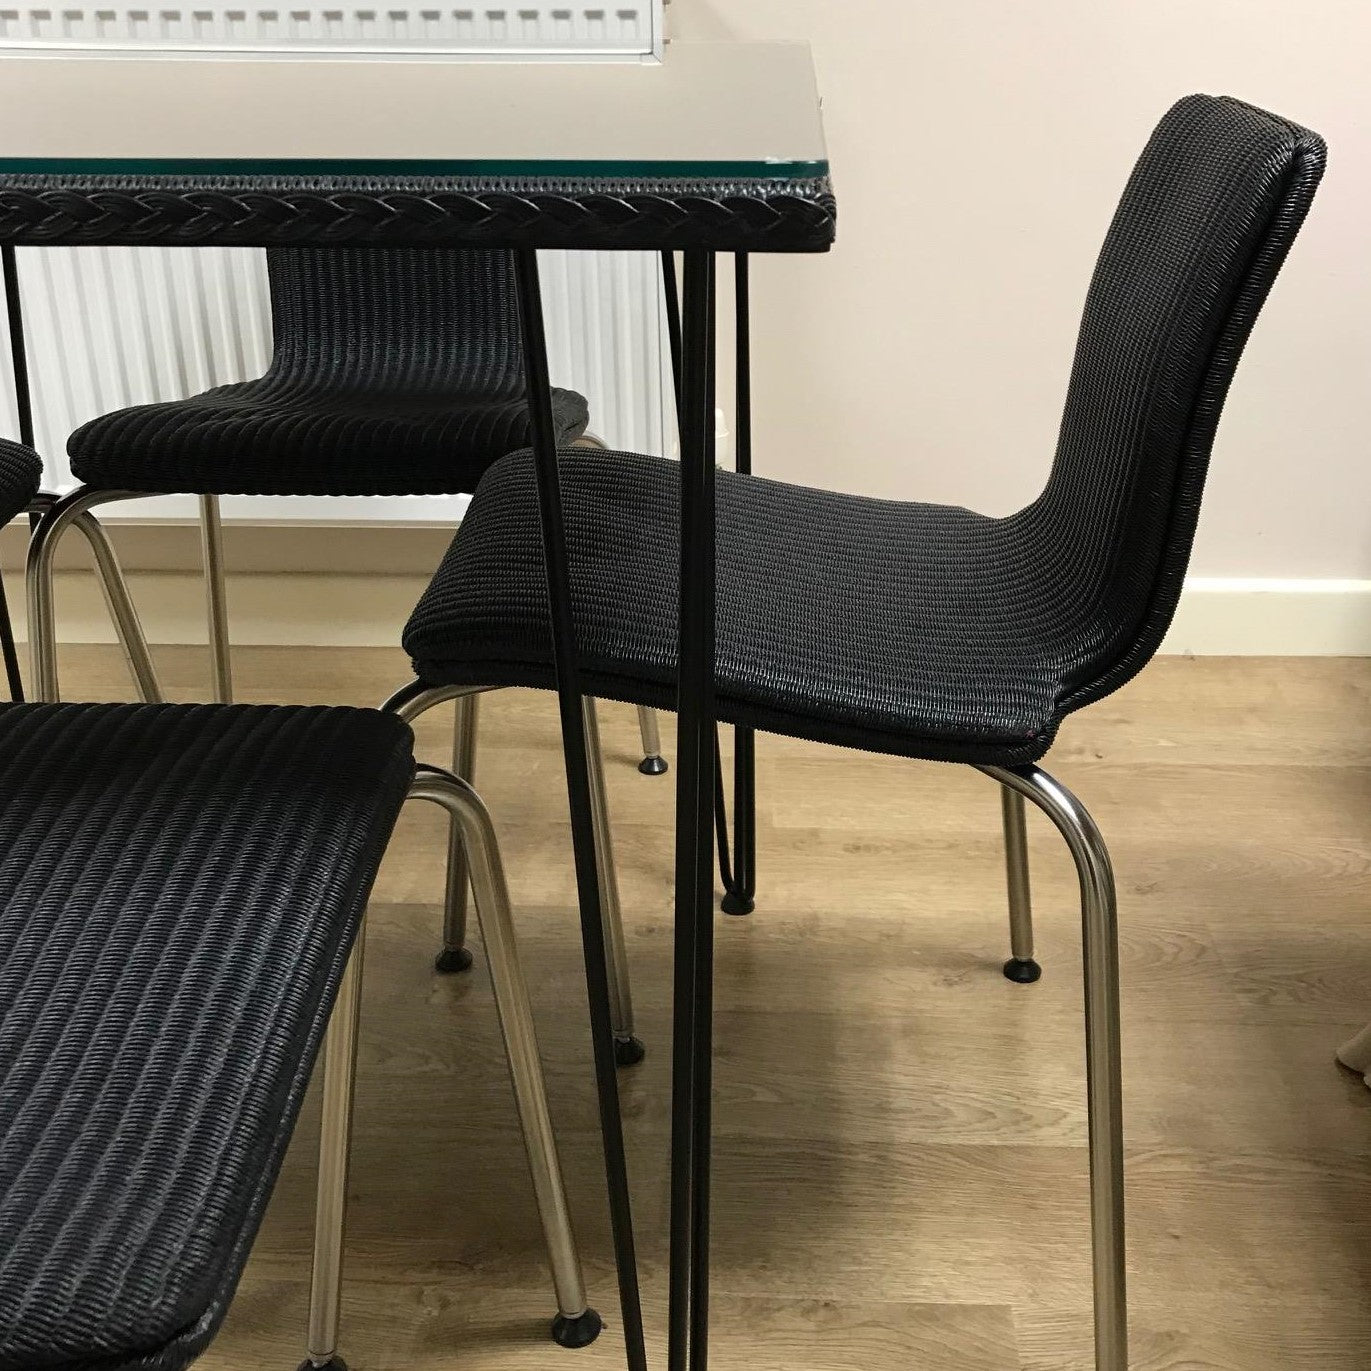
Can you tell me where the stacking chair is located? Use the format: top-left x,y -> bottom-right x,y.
0,430 -> 603,1367
388,95 -> 1326,1368
43,247 -> 589,706
26,246 -> 668,978
0,703 -> 602,1370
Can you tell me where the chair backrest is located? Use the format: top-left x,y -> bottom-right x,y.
263,247 -> 526,397
1013,95 -> 1325,710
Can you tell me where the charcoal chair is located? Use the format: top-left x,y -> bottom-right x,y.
0,590 -> 602,1366
0,438 -> 156,705
387,96 -> 1326,1370
26,246 -> 668,976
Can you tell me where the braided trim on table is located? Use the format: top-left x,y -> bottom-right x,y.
0,174 -> 837,251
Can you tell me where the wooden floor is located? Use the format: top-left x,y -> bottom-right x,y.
57,646 -> 1371,1370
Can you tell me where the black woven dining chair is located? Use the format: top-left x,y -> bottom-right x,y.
0,696 -> 603,1371
0,429 -> 603,1367
0,437 -> 39,526
388,95 -> 1326,1370
26,245 -> 669,976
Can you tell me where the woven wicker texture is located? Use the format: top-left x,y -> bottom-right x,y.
404,96 -> 1324,766
0,175 -> 837,253
0,439 -> 41,527
0,702 -> 414,1371
68,248 -> 588,496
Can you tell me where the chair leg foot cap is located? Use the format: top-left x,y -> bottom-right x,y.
1003,957 -> 1043,984
297,1359 -> 347,1371
434,947 -> 474,974
720,890 -> 755,916
552,1310 -> 603,1348
614,1035 -> 647,1067
638,754 -> 669,776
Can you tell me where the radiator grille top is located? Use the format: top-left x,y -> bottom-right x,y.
0,2 -> 660,55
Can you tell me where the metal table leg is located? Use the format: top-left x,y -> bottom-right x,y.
668,249 -> 719,1371
2,245 -> 32,703
3,246 -> 33,452
512,248 -> 647,1371
661,250 -> 756,917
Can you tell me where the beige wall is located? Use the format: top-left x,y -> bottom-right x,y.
673,1 -> 1368,579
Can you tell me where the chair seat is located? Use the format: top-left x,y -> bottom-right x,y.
401,449 -> 1134,767
0,702 -> 414,1371
0,439 -> 42,526
67,383 -> 590,496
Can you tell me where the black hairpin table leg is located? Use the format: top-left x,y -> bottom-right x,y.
513,248 -> 647,1371
720,254 -> 756,916
1,244 -> 30,701
3,246 -> 33,452
0,574 -> 23,702
668,249 -> 719,1371
661,250 -> 755,917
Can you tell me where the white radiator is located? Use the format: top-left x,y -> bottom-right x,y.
0,244 -> 670,521
0,2 -> 661,57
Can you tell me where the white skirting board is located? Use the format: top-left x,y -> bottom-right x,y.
1160,578 -> 1371,656
9,573 -> 1371,654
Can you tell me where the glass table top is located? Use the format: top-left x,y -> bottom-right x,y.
0,42 -> 828,181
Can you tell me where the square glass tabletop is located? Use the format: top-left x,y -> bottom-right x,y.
0,42 -> 825,176
0,43 -> 833,250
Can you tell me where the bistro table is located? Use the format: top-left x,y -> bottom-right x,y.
0,41 -> 835,1371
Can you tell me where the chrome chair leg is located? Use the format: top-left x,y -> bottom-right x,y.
301,920 -> 366,1371
198,493 -> 233,703
1000,785 -> 1042,983
983,763 -> 1127,1371
383,680 -> 643,1069
73,512 -> 163,704
27,487 -> 163,703
636,703 -> 668,776
584,699 -> 645,1066
411,767 -> 602,1348
302,768 -> 601,1369
436,694 -> 479,973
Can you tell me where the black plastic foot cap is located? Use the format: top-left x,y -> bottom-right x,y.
551,1309 -> 603,1349
434,946 -> 474,974
638,753 -> 669,776
614,1035 -> 647,1067
720,890 -> 755,916
297,1359 -> 347,1371
1003,956 -> 1043,984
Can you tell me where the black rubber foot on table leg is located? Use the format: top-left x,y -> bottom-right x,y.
297,1358 -> 347,1371
551,1309 -> 603,1349
720,889 -> 755,916
1003,957 -> 1043,984
614,1035 -> 647,1067
638,753 -> 669,776
434,946 -> 474,974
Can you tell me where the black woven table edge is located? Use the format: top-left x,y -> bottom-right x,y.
0,174 -> 837,252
